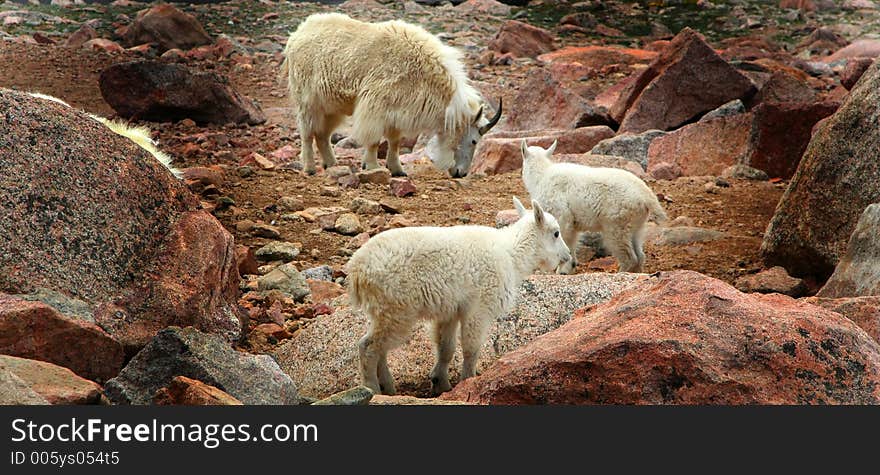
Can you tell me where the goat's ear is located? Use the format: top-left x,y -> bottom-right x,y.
520,139 -> 529,160
473,106 -> 483,125
547,140 -> 558,155
532,200 -> 545,226
512,196 -> 527,217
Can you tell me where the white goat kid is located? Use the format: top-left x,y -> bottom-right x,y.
520,140 -> 667,274
347,197 -> 570,396
281,13 -> 501,177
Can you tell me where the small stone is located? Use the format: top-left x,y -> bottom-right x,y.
278,196 -> 304,212
734,266 -> 807,297
308,279 -> 346,304
326,165 -> 353,178
347,232 -> 371,250
235,245 -> 259,275
357,168 -> 392,185
302,265 -> 333,281
237,166 -> 255,178
257,263 -> 310,302
250,152 -> 275,170
389,216 -> 414,228
334,213 -> 363,236
495,209 -> 520,227
389,177 -> 417,197
379,201 -> 401,214
251,223 -> 281,239
255,242 -> 301,262
721,164 -> 769,181
235,220 -> 256,233
320,186 -> 342,197
350,197 -> 382,215
312,386 -> 373,406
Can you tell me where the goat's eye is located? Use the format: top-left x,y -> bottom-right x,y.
471,140 -> 477,145
554,231 -> 559,238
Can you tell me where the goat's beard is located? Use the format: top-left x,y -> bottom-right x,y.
426,135 -> 455,172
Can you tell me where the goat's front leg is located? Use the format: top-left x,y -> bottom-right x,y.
557,225 -> 581,275
361,143 -> 381,170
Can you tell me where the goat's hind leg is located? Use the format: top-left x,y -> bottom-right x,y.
384,130 -> 406,177
297,111 -> 317,175
605,228 -> 641,273
358,312 -> 415,395
429,319 -> 457,396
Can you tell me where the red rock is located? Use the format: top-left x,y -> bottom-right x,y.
825,40 -> 880,63
182,165 -> 224,188
95,211 -> 241,353
471,126 -> 615,175
780,0 -> 836,11
735,266 -> 807,297
235,245 -> 259,276
0,355 -> 102,405
537,46 -> 657,99
99,61 -> 266,126
841,57 -> 874,89
0,89 -> 241,359
127,43 -> 154,56
457,0 -> 511,16
32,32 -> 54,45
270,144 -> 298,163
82,38 -> 124,54
748,70 -> 817,107
389,177 -> 417,197
647,100 -> 837,180
153,376 -> 242,405
504,68 -> 611,131
612,28 -> 756,134
495,209 -> 520,227
647,113 -> 751,178
185,44 -> 219,61
807,296 -> 880,344
0,295 -> 124,383
65,24 -> 97,48
746,100 -> 839,179
445,271 -> 880,404
488,20 -> 554,59
761,61 -> 880,279
122,4 -> 212,53
307,280 -> 346,304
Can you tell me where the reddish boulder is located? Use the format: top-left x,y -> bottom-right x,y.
647,113 -> 751,179
99,61 -> 266,125
611,28 -> 756,134
488,20 -> 554,59
445,271 -> 880,404
537,46 -> 657,98
235,245 -> 259,276
746,100 -> 839,179
841,57 -> 874,89
807,296 -> 880,344
761,60 -> 880,279
0,89 -> 242,358
825,40 -> 880,63
0,295 -> 124,383
153,376 -> 243,405
121,4 -> 212,53
471,126 -> 615,175
65,24 -> 96,48
0,355 -> 103,405
734,266 -> 807,297
82,38 -> 124,54
748,70 -> 817,107
817,204 -> 880,298
307,279 -> 345,304
389,177 -> 417,198
504,68 -> 611,131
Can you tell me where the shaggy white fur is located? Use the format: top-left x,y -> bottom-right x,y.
346,197 -> 571,395
521,140 -> 667,274
281,13 -> 497,177
26,92 -> 182,178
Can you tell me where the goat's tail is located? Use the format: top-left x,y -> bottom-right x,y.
647,195 -> 668,224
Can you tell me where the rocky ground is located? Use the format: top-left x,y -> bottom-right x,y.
2,0 -> 880,404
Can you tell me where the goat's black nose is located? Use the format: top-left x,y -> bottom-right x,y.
452,169 -> 467,178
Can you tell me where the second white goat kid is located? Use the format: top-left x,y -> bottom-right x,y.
347,197 -> 571,396
520,140 -> 667,274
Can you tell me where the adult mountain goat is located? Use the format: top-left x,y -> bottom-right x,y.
281,13 -> 501,177
347,197 -> 571,396
521,140 -> 667,274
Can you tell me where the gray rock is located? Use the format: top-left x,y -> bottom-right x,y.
590,130 -> 667,170
14,288 -> 94,324
721,164 -> 769,181
701,99 -> 746,121
649,226 -> 724,246
273,273 -> 643,398
350,197 -> 382,215
312,386 -> 374,405
278,196 -> 304,212
0,368 -> 49,405
301,265 -> 333,282
334,213 -> 363,236
258,263 -> 310,301
255,241 -> 301,262
104,327 -> 304,405
818,204 -> 880,298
